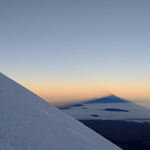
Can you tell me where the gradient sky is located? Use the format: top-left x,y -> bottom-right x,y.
1,0 -> 150,105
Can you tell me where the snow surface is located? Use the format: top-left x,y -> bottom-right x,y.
0,73 -> 122,150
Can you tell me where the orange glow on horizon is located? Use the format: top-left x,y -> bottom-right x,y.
19,79 -> 150,104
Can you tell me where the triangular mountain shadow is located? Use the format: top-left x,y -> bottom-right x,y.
60,95 -> 131,110
60,93 -> 150,123
84,94 -> 131,104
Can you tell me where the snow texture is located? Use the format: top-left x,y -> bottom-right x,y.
0,73 -> 122,150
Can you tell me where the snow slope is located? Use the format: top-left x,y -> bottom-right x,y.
0,73 -> 122,150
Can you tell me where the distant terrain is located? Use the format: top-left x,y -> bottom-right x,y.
60,95 -> 150,150
79,120 -> 150,150
103,108 -> 129,112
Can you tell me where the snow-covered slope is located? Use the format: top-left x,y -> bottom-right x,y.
0,73 -> 122,150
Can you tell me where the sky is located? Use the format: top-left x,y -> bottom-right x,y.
1,0 -> 150,105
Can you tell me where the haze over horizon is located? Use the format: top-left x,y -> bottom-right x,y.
1,1 -> 150,104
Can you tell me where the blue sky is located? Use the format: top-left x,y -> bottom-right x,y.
1,0 -> 150,104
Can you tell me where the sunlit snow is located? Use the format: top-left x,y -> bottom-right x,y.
0,73 -> 122,150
